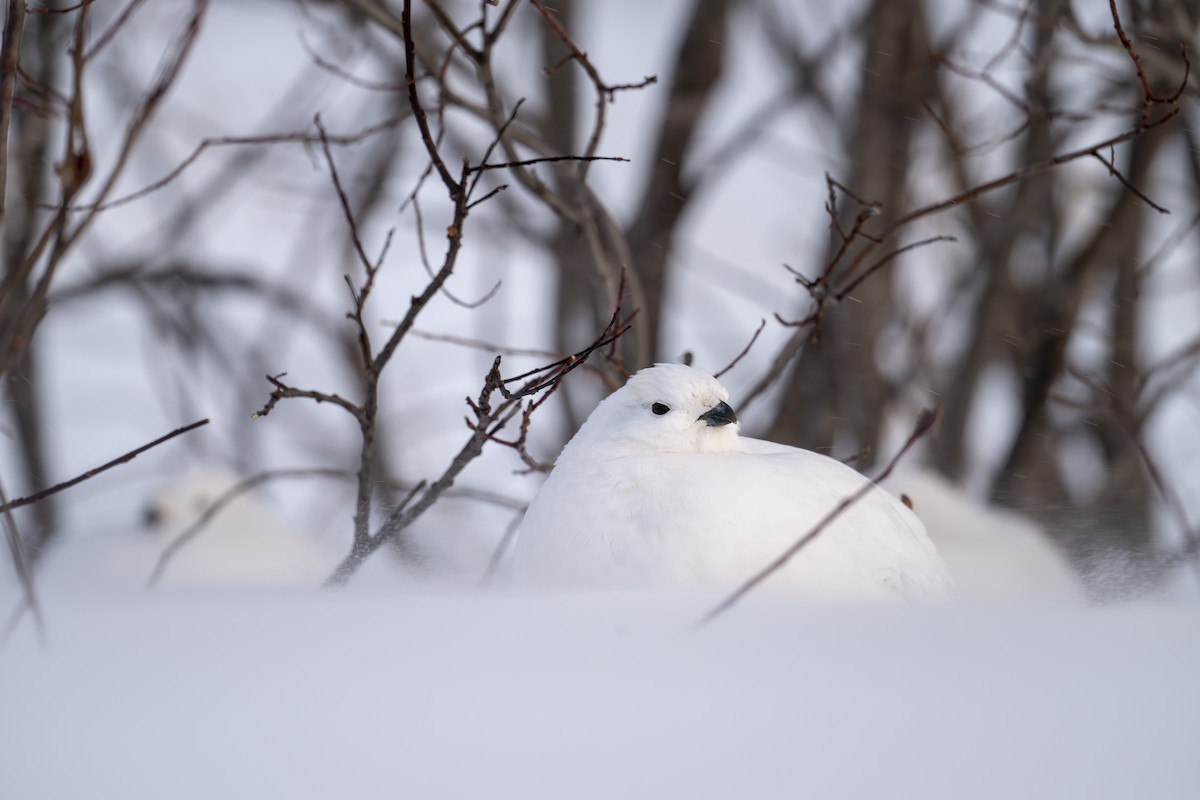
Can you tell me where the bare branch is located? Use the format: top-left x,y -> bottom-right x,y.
83,0 -> 148,61
879,112 -> 1179,243
713,319 -> 766,380
1090,149 -> 1169,214
468,154 -> 628,175
1108,0 -> 1189,124
253,374 -> 366,426
314,114 -> 378,284
0,473 -> 44,647
59,116 -> 409,213
401,0 -> 458,197
834,235 -> 958,300
0,419 -> 210,514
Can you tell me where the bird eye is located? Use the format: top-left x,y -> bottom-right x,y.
651,402 -> 670,416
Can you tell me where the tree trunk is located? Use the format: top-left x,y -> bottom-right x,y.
764,0 -> 934,465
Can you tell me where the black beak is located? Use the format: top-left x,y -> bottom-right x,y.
698,401 -> 738,427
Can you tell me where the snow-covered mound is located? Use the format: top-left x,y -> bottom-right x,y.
43,465 -> 342,588
2,591 -> 1196,800
890,470 -> 1086,604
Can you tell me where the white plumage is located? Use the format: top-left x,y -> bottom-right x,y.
512,363 -> 950,601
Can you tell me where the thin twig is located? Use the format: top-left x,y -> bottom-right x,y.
0,419 -> 211,513
58,116 -> 409,213
713,319 -> 766,380
834,235 -> 959,300
1108,0 -> 1188,124
466,96 -> 525,201
411,196 -> 501,308
82,0 -> 148,61
0,473 -> 44,647
253,374 -> 366,426
1090,150 -> 1170,214
482,511 -> 524,584
468,154 -> 628,174
314,114 -> 377,282
528,0 -> 656,179
877,110 -> 1180,244
402,0 -> 458,197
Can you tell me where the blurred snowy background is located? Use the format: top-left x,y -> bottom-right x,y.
2,0 -> 1199,797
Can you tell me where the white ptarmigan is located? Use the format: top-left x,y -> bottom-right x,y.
137,466 -> 341,587
512,363 -> 950,601
888,469 -> 1085,604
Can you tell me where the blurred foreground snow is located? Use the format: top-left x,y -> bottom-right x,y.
2,589 -> 1197,800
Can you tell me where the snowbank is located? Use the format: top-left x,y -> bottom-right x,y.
2,589 -> 1196,799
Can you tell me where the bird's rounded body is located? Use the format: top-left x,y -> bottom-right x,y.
512,364 -> 949,601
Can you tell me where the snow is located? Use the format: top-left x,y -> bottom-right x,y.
2,590 -> 1197,799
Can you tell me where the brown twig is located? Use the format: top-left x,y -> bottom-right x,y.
1108,0 -> 1188,124
834,235 -> 959,300
412,196 -> 500,308
253,374 -> 366,426
745,102 -> 1183,395
402,0 -> 458,197
528,0 -> 656,178
409,328 -> 561,362
713,319 -> 766,380
0,473 -> 44,647
0,419 -> 210,514
82,0 -> 148,61
59,116 -> 408,213
876,110 -> 1179,247
1090,150 -> 1169,214
465,95 -> 525,201
299,32 -> 408,93
314,114 -> 379,286
468,154 -> 628,175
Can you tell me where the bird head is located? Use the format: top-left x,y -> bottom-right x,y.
558,363 -> 741,463
142,466 -> 242,534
